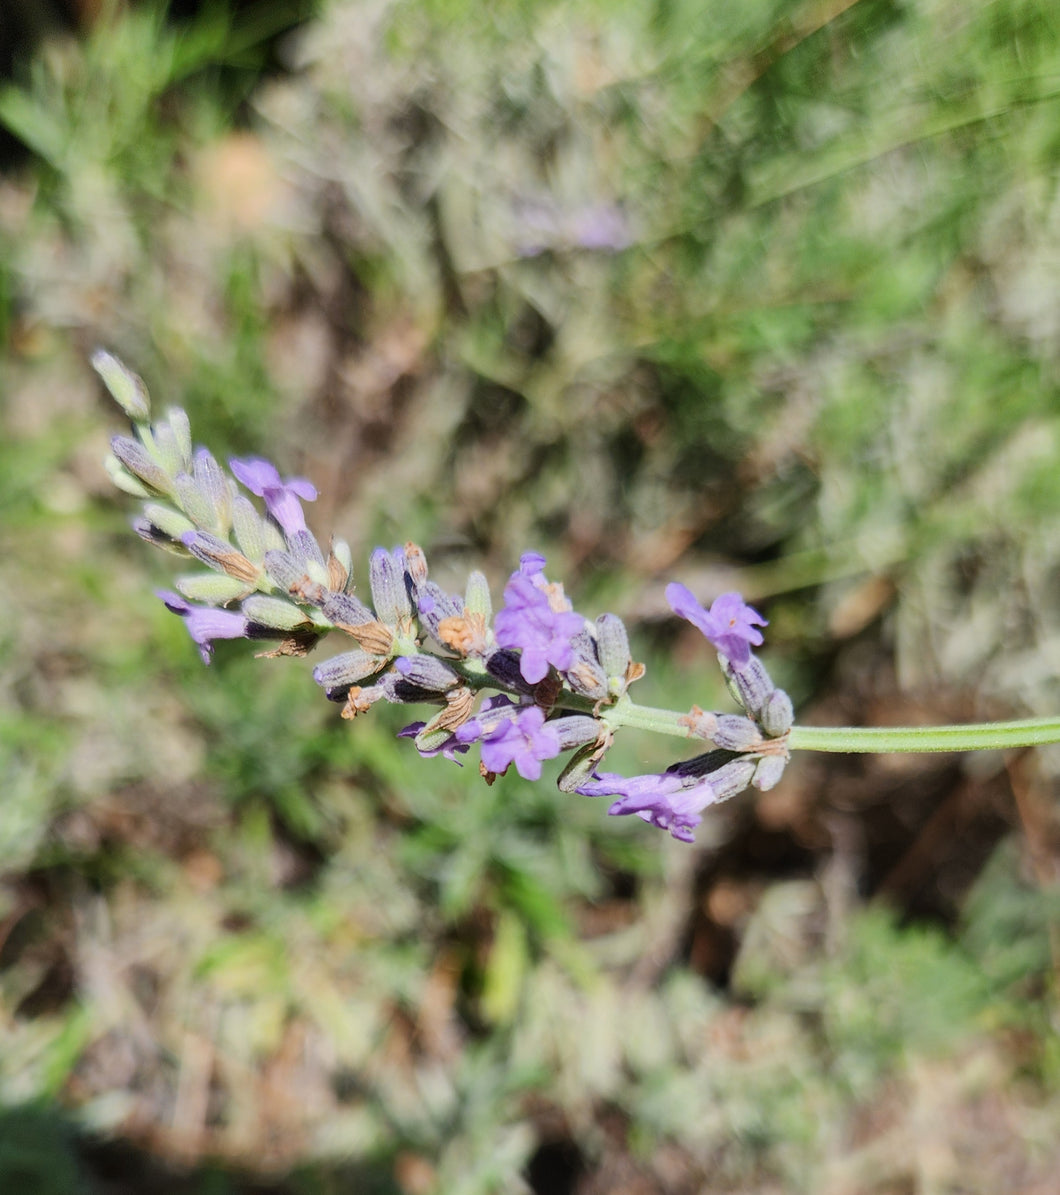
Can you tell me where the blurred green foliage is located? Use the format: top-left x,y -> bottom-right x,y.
3,0 -> 1060,1191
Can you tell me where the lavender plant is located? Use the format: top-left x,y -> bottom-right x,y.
97,352 -> 1060,843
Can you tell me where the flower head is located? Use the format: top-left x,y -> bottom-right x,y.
494,556 -> 585,684
156,590 -> 249,663
666,584 -> 766,670
230,457 -> 317,540
458,704 -> 561,781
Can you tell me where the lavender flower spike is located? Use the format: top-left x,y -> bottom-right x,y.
458,705 -> 561,781
666,584 -> 766,670
576,771 -> 717,844
156,590 -> 249,664
494,557 -> 584,684
230,457 -> 317,540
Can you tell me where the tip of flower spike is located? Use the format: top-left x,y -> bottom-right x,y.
92,350 -> 151,422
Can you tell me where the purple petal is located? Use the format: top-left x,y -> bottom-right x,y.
230,456 -> 317,540
156,589 -> 248,664
230,457 -> 281,494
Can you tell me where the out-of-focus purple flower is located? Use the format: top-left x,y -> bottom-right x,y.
575,770 -> 717,844
230,457 -> 317,539
494,559 -> 585,684
397,722 -> 470,764
666,584 -> 766,670
458,705 -> 561,781
570,203 -> 632,252
513,196 -> 631,257
156,590 -> 248,664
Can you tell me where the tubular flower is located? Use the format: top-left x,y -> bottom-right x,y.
156,590 -> 249,663
665,584 -> 766,670
230,456 -> 317,539
575,771 -> 717,844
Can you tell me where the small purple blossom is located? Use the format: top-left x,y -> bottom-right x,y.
156,590 -> 249,664
230,457 -> 317,539
513,196 -> 631,257
665,584 -> 766,670
575,770 -> 718,843
494,559 -> 585,684
459,705 -> 561,781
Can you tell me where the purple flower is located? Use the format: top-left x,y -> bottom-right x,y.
397,722 -> 470,764
230,457 -> 317,539
665,584 -> 766,670
494,558 -> 585,684
156,590 -> 249,664
576,771 -> 718,844
459,705 -> 561,781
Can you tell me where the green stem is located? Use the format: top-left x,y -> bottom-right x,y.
609,699 -> 1060,755
788,718 -> 1060,753
409,651 -> 1060,757
604,698 -> 694,739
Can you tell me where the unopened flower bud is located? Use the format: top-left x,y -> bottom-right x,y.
176,573 -> 251,604
707,757 -> 758,803
416,582 -> 464,640
564,630 -> 608,699
313,651 -> 387,700
264,549 -> 316,597
164,407 -> 192,467
594,613 -> 631,684
393,655 -> 462,694
134,516 -> 182,548
287,529 -> 326,572
110,435 -> 174,496
92,350 -> 151,422
369,547 -> 411,626
182,531 -> 260,583
759,688 -> 794,738
142,502 -> 196,542
322,590 -> 375,629
558,741 -> 607,792
725,655 -> 775,719
550,715 -> 602,750
174,471 -> 216,533
105,454 -> 152,498
464,571 -> 492,619
484,649 -> 536,695
711,715 -> 762,752
752,755 -> 787,791
241,595 -> 312,631
191,448 -> 232,536
231,495 -> 272,562
151,420 -> 190,478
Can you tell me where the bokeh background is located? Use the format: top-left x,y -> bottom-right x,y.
3,1 -> 1060,1191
